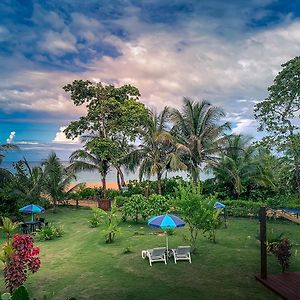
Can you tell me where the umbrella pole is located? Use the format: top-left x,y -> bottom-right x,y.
166,232 -> 169,258
31,213 -> 34,222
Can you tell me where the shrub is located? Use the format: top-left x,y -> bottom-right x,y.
122,194 -> 147,222
222,200 -> 263,217
175,182 -> 223,249
271,238 -> 292,272
34,224 -> 64,241
146,194 -> 170,217
88,207 -> 103,227
115,195 -> 128,207
4,234 -> 40,293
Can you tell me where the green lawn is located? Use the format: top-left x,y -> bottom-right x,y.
1,207 -> 300,299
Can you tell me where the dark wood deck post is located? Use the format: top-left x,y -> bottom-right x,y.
259,206 -> 267,279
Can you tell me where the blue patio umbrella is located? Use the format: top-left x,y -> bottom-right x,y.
148,214 -> 185,252
19,204 -> 45,221
214,201 -> 226,209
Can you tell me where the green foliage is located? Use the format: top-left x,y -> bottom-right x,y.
42,152 -> 76,211
63,80 -> 149,198
171,98 -> 229,183
222,200 -> 263,217
175,182 -> 222,249
212,136 -> 274,199
145,194 -> 170,217
92,203 -> 120,243
34,224 -> 64,241
126,107 -> 186,194
1,286 -> 30,300
121,194 -> 170,222
122,194 -> 147,222
254,56 -> 300,193
0,217 -> 21,242
88,207 -> 103,227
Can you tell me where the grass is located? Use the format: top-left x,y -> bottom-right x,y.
1,207 -> 300,299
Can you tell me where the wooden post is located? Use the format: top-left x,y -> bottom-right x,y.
259,206 -> 267,279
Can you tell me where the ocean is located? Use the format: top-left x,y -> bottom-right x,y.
1,161 -> 193,184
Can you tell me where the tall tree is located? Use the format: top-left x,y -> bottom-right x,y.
171,98 -> 229,183
254,57 -> 300,194
13,158 -> 44,200
128,107 -> 186,194
63,81 -> 148,199
42,152 -> 75,212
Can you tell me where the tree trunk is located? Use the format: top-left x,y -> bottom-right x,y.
53,198 -> 57,213
116,169 -> 121,190
115,165 -> 126,190
101,174 -> 107,199
191,167 -> 199,186
157,172 -> 162,195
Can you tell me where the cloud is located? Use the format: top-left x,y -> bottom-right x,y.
1,0 -> 300,139
53,126 -> 80,144
6,131 -> 16,144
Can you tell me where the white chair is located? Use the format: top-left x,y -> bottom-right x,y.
142,247 -> 167,266
172,246 -> 192,264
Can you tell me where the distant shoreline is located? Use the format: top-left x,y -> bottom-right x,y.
69,182 -> 119,190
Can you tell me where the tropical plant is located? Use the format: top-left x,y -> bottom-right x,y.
3,234 -> 40,293
91,203 -> 120,243
34,224 -> 64,241
12,158 -> 44,201
213,135 -> 274,199
88,207 -> 103,227
122,194 -> 147,222
175,182 -> 222,250
0,217 -> 21,243
254,56 -> 300,194
171,98 -> 229,184
63,80 -> 148,199
42,152 -> 76,211
128,107 -> 186,194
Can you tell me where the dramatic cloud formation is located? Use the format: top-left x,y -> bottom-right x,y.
1,0 -> 300,159
53,126 -> 80,144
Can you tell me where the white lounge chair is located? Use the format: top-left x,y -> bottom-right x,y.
172,246 -> 192,264
142,247 -> 167,266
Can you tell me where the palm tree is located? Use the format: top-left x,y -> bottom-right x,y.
213,135 -> 273,199
171,98 -> 230,183
128,107 -> 186,194
13,158 -> 44,200
68,148 -> 110,198
42,152 -> 76,212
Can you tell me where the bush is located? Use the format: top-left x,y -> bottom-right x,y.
222,200 -> 263,217
34,224 -> 64,241
115,196 -> 128,208
146,194 -> 170,217
122,194 -> 147,222
121,194 -> 171,222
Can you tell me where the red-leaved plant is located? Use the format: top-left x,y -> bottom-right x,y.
4,234 -> 40,292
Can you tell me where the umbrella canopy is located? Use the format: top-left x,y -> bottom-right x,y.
148,214 -> 185,253
214,201 -> 226,209
148,214 -> 185,229
19,204 -> 45,221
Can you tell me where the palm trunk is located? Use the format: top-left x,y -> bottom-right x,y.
115,165 -> 125,190
116,169 -> 121,190
157,172 -> 162,195
53,198 -> 57,213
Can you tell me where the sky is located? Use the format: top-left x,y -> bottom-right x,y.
1,0 -> 300,162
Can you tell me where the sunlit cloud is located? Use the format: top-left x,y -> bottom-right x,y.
6,131 -> 16,144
